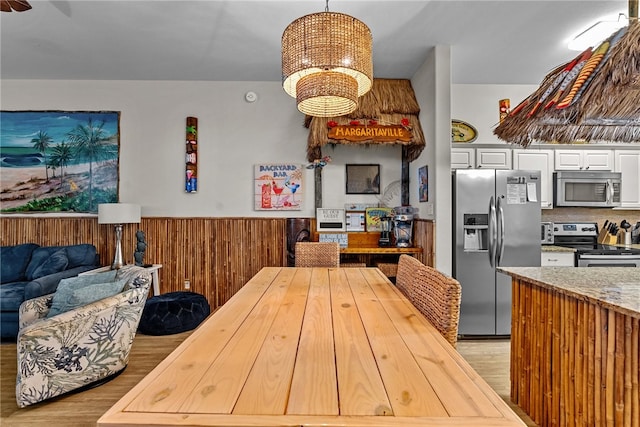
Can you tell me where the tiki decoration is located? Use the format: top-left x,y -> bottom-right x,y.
186,117 -> 198,192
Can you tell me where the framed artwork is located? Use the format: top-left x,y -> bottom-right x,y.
254,163 -> 303,211
0,110 -> 120,214
418,165 -> 428,202
345,164 -> 380,194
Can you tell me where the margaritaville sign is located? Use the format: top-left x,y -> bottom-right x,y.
328,125 -> 413,143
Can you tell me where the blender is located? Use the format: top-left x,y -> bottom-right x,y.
378,215 -> 392,247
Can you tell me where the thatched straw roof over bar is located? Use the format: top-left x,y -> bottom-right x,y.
305,78 -> 425,162
494,20 -> 640,147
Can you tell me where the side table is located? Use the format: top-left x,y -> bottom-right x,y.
80,264 -> 163,295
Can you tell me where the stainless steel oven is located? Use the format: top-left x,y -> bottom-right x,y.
577,252 -> 640,267
541,222 -> 554,244
553,222 -> 640,267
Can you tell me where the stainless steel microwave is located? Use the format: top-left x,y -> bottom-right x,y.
554,171 -> 621,207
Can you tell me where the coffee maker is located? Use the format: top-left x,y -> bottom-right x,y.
392,206 -> 417,248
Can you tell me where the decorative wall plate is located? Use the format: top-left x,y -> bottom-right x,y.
451,119 -> 478,143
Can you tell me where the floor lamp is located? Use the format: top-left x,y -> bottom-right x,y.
98,203 -> 141,269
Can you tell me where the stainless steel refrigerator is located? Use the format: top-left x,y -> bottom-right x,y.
452,169 -> 541,336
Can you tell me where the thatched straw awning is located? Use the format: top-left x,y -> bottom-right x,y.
494,20 -> 640,147
304,78 -> 425,162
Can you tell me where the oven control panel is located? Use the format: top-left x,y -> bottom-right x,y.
553,222 -> 598,237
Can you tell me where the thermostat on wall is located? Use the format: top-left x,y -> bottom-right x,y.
316,208 -> 346,232
245,91 -> 257,102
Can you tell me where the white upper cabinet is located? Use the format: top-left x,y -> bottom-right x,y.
554,149 -> 613,171
513,149 -> 554,209
451,147 -> 475,169
614,150 -> 640,208
451,147 -> 513,169
476,148 -> 512,169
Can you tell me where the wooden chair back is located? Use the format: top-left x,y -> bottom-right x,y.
294,242 -> 340,267
396,255 -> 461,347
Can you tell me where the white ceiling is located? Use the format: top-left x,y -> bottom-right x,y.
0,0 -> 628,85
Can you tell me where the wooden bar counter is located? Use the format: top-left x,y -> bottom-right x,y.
99,267 -> 524,427
499,267 -> 640,427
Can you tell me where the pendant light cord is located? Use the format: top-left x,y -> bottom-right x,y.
325,0 -> 329,12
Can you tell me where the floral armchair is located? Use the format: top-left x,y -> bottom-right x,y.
15,266 -> 152,408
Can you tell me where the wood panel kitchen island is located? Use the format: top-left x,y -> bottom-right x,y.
499,267 -> 640,427
99,267 -> 525,427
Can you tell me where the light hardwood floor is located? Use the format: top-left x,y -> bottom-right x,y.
1,335 -> 536,426
457,339 -> 537,427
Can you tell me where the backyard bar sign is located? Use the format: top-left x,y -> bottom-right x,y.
328,125 -> 412,143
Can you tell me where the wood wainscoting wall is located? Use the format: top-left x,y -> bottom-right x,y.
1,216 -> 434,311
413,218 -> 435,267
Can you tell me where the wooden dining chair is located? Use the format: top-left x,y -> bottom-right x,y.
396,254 -> 462,347
294,242 -> 340,267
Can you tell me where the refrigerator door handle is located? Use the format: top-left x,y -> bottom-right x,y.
496,196 -> 505,265
488,196 -> 497,267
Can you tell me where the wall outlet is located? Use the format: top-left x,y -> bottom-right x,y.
184,280 -> 190,290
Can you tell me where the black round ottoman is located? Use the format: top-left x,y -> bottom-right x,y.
138,291 -> 210,335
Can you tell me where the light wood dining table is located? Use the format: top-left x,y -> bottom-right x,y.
99,267 -> 525,427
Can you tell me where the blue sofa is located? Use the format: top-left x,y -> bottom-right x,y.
1,243 -> 100,340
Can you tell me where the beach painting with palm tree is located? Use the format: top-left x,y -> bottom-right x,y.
1,111 -> 120,213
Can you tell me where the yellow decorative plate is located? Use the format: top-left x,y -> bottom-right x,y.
451,120 -> 477,143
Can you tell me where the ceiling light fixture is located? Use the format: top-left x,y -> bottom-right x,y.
281,0 -> 373,117
568,12 -> 628,51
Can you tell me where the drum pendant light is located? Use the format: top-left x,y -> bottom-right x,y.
281,1 -> 373,117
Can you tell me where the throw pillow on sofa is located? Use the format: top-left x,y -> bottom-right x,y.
29,249 -> 69,280
47,270 -> 122,317
0,243 -> 39,283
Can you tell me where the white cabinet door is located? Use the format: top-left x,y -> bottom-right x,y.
555,149 -> 612,170
614,150 -> 640,208
541,252 -> 575,266
452,147 -> 475,169
583,150 -> 613,170
554,150 -> 582,170
513,149 -> 554,209
476,148 -> 512,169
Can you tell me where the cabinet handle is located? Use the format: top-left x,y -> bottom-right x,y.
585,166 -> 589,170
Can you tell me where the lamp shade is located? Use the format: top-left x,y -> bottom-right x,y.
98,203 -> 141,225
282,10 -> 373,117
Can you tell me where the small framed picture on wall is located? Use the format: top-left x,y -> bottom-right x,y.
345,164 -> 380,194
418,165 -> 428,202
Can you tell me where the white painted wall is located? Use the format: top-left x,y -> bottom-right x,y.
2,80 -> 407,218
2,76 -> 534,271
2,80 -> 313,217
451,84 -> 537,144
412,46 -> 452,274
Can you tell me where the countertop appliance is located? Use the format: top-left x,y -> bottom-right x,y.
392,206 -> 417,248
453,169 -> 541,336
553,222 -> 640,267
554,170 -> 621,208
541,221 -> 554,244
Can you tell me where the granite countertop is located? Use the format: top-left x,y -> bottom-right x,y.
541,245 -> 576,253
498,267 -> 640,318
